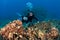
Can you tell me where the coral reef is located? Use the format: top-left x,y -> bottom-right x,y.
0,20 -> 60,40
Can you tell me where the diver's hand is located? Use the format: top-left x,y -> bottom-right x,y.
37,21 -> 39,23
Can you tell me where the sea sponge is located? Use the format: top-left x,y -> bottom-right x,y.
38,30 -> 45,40
50,27 -> 59,38
15,20 -> 22,26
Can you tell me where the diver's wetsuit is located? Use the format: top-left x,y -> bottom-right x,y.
22,14 -> 38,23
22,11 -> 39,27
27,15 -> 38,23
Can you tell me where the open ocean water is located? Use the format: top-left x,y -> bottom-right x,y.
0,0 -> 60,29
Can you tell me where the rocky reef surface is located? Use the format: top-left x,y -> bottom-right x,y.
0,20 -> 60,40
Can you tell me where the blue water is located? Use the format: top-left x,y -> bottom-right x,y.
0,0 -> 60,28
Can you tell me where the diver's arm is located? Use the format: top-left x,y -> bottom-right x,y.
33,16 -> 39,23
33,16 -> 38,21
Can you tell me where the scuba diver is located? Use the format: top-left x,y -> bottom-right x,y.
17,2 -> 39,27
26,11 -> 39,23
24,11 -> 39,27
25,2 -> 39,24
17,11 -> 39,27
